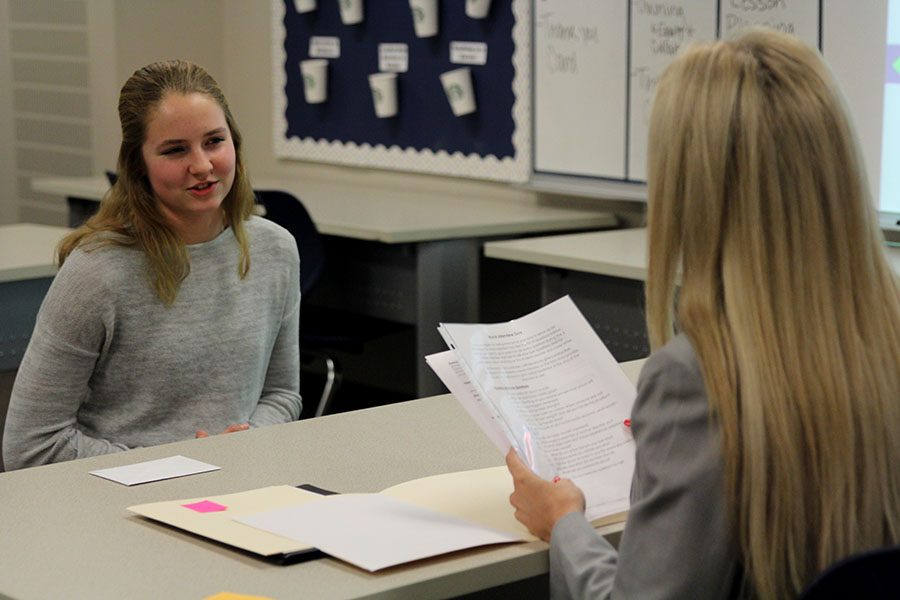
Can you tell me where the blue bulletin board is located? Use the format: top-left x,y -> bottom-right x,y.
272,0 -> 530,182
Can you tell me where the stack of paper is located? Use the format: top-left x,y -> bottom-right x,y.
426,296 -> 637,524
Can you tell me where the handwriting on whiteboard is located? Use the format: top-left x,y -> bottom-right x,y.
537,12 -> 600,75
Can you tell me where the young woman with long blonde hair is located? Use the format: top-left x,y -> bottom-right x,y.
507,29 -> 900,598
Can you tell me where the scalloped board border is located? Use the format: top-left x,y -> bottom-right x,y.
271,0 -> 531,183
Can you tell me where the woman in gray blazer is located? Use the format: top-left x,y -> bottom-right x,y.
507,28 -> 900,599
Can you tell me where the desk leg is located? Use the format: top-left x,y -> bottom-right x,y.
415,239 -> 481,397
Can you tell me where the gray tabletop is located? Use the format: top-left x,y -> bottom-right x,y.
0,396 -> 554,600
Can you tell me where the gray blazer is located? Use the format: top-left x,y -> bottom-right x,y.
549,334 -> 740,599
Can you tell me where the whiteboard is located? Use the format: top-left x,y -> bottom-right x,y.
629,1 -> 718,181
533,1 -> 628,178
532,0 -> 826,190
720,0 -> 821,47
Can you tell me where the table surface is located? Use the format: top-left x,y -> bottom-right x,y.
485,227 -> 650,281
0,359 -> 644,600
31,175 -> 619,244
485,227 -> 900,281
0,223 -> 71,283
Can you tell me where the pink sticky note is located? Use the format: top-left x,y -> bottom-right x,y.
182,500 -> 228,513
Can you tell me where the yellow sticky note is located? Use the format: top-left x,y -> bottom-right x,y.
204,593 -> 276,600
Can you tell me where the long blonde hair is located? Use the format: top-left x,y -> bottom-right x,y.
58,60 -> 255,305
646,29 -> 900,598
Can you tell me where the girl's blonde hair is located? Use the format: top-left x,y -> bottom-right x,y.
646,28 -> 900,597
58,60 -> 255,304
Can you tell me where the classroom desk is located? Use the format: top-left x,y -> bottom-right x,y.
0,358 -> 643,600
31,176 -> 618,397
0,223 -> 71,372
485,228 -> 900,362
485,228 -> 652,362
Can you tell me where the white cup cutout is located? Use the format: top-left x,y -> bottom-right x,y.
465,0 -> 491,19
440,67 -> 476,116
409,0 -> 439,38
300,59 -> 328,104
338,0 -> 364,25
369,73 -> 399,118
293,0 -> 317,13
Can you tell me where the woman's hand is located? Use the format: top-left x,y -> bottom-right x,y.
195,423 -> 249,438
506,449 -> 586,542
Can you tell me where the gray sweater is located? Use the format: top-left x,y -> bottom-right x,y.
549,334 -> 739,599
3,216 -> 301,470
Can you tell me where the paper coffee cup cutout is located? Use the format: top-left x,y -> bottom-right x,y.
300,59 -> 328,104
294,0 -> 317,13
465,0 -> 491,19
409,0 -> 439,38
440,67 -> 476,116
338,0 -> 364,25
369,72 -> 399,118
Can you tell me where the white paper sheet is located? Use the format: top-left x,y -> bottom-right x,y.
236,493 -> 522,572
432,296 -> 637,521
424,350 -> 510,453
89,455 -> 220,486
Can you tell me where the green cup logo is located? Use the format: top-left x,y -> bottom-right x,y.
413,6 -> 424,22
341,0 -> 352,9
373,88 -> 383,103
304,75 -> 315,90
448,83 -> 464,101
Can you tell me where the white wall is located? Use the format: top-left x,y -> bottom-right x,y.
101,0 -> 227,173
0,0 -> 16,224
87,0 -> 117,178
4,0 -> 96,225
113,0 -> 226,89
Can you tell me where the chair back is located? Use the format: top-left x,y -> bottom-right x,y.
254,189 -> 325,297
799,544 -> 900,599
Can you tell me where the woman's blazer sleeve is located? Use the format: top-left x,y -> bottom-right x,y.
549,335 -> 739,599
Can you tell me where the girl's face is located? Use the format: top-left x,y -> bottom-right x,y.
141,92 -> 235,240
